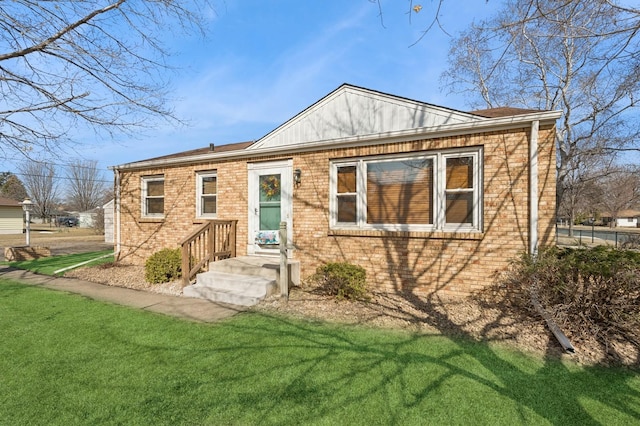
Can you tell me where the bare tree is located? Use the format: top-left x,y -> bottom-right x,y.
0,1 -> 213,162
19,161 -> 60,221
66,160 -> 107,212
557,156 -> 608,231
441,0 -> 640,226
371,0 -> 451,43
0,172 -> 9,188
596,166 -> 640,227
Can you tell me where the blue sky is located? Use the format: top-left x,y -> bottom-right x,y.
7,1 -> 498,176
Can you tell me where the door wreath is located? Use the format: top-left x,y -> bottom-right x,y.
260,175 -> 280,200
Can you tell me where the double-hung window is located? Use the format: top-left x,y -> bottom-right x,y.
196,171 -> 217,218
330,148 -> 482,232
336,164 -> 358,223
444,155 -> 475,227
141,175 -> 164,218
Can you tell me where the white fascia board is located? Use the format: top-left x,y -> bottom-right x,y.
110,110 -> 563,171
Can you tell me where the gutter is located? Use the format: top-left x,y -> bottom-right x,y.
527,120 -> 574,353
531,288 -> 575,353
110,110 -> 563,171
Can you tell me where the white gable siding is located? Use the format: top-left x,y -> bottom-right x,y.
0,206 -> 23,234
251,85 -> 481,150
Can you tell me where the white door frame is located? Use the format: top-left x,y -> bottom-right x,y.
247,159 -> 293,256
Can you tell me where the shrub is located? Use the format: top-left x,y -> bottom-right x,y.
311,262 -> 368,300
622,233 -> 640,250
498,246 -> 640,349
144,248 -> 182,284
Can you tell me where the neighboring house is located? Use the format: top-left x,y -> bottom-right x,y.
111,84 -> 561,295
601,210 -> 640,228
0,197 -> 23,235
104,200 -> 114,244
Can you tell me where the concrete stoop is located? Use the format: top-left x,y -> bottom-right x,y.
183,256 -> 299,307
183,271 -> 277,306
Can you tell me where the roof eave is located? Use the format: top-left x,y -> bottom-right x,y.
111,110 -> 562,171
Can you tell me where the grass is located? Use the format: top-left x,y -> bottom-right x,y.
1,279 -> 639,425
2,250 -> 114,275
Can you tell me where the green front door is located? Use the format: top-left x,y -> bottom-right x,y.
248,161 -> 292,254
258,173 -> 281,233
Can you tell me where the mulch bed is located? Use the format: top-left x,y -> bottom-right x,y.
65,263 -> 638,367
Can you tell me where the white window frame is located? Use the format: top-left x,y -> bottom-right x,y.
196,171 -> 218,219
440,150 -> 481,232
334,161 -> 360,226
141,175 -> 164,218
330,147 -> 483,232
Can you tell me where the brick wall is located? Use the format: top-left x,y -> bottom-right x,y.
118,159 -> 251,265
116,125 -> 556,296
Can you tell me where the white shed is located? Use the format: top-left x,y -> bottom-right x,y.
78,210 -> 98,228
0,197 -> 23,234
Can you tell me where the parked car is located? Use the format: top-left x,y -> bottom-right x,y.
56,216 -> 79,227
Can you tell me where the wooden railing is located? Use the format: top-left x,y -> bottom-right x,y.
179,220 -> 237,286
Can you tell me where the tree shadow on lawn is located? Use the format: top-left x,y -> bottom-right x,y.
75,306 -> 640,424
270,136 -> 639,422
195,312 -> 640,425
2,281 -> 639,425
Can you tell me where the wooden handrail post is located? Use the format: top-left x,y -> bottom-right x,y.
181,243 -> 190,287
279,221 -> 288,298
230,220 -> 237,257
207,221 -> 214,264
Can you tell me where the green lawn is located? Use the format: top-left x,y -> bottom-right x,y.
3,250 -> 114,275
1,279 -> 638,425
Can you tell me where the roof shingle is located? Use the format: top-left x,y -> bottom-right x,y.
469,107 -> 544,118
0,196 -> 22,207
140,141 -> 254,163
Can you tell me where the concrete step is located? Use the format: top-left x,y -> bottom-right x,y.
208,255 -> 280,280
208,255 -> 301,286
184,271 -> 277,307
183,256 -> 301,307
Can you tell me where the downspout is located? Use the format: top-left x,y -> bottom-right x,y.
529,120 -> 539,257
115,168 -> 121,256
529,120 -> 575,353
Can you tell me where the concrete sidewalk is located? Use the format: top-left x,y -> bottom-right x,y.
0,266 -> 245,323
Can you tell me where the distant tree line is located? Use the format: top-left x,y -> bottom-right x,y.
1,159 -> 112,225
